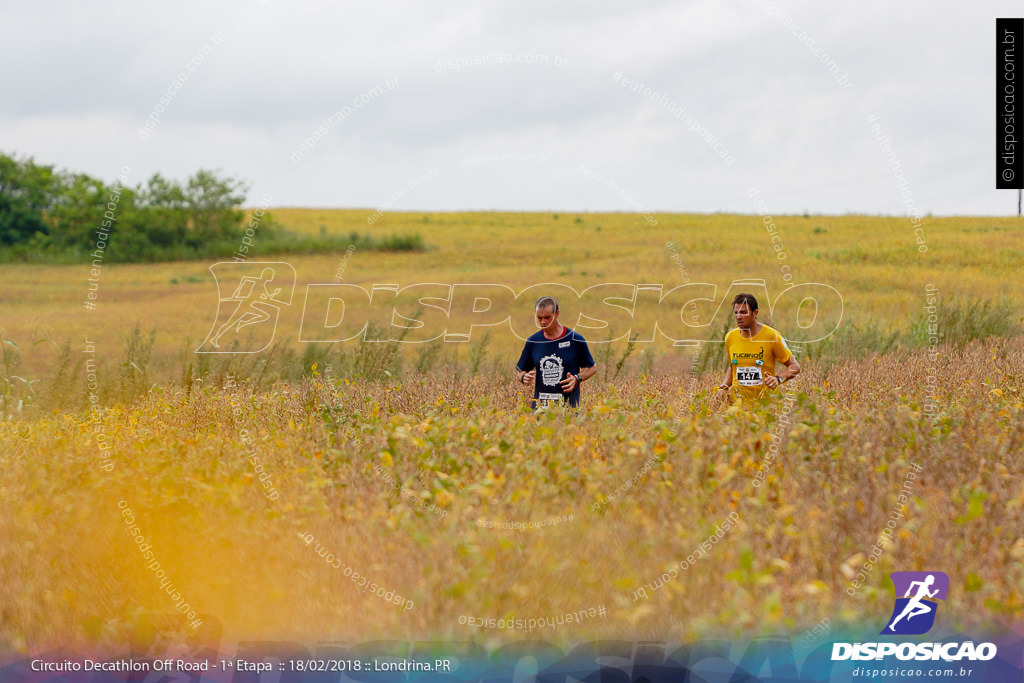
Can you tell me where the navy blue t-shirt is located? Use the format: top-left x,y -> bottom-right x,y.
516,327 -> 595,408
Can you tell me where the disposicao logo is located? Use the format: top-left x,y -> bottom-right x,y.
197,262 -> 296,353
832,571 -> 997,662
881,571 -> 948,635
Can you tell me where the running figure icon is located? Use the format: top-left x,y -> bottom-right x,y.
197,262 -> 297,354
887,574 -> 939,632
209,267 -> 285,347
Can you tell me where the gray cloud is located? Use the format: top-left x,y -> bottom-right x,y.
0,0 -> 1017,215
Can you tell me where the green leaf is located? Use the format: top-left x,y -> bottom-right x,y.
739,548 -> 755,572
963,573 -> 983,592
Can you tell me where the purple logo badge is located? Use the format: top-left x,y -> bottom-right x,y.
881,571 -> 949,635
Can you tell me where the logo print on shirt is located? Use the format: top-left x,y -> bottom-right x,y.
539,354 -> 564,386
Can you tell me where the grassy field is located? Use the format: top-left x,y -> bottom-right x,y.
1,209 -> 1021,387
1,210 -> 1023,653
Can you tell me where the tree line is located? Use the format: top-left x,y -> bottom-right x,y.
0,152 -> 425,263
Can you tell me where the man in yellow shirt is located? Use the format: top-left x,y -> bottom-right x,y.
716,293 -> 800,402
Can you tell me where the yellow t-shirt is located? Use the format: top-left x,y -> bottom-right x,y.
724,324 -> 793,400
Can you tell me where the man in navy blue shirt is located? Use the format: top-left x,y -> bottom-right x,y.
515,296 -> 597,409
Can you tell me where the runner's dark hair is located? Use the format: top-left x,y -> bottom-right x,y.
732,293 -> 758,311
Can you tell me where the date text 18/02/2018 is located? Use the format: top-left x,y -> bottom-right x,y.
286,659 -> 453,673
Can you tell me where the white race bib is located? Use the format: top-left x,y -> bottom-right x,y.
735,366 -> 763,386
537,392 -> 564,410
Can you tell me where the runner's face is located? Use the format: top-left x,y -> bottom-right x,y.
733,303 -> 757,330
536,305 -> 558,331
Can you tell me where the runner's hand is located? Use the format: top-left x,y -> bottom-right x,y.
522,370 -> 536,386
560,374 -> 578,392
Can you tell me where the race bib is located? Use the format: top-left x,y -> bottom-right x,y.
537,392 -> 564,410
735,366 -> 763,386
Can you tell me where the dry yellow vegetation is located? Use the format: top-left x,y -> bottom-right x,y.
1,211 -> 1022,653
1,338 -> 1022,650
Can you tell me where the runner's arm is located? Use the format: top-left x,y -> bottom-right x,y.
718,367 -> 732,391
515,343 -> 535,386
561,365 -> 597,392
515,367 -> 536,385
776,356 -> 801,383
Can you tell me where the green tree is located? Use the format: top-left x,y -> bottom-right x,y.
47,172 -> 112,249
183,169 -> 247,244
134,173 -> 189,249
0,153 -> 56,245
0,155 -> 307,262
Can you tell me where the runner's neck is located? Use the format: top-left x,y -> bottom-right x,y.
741,322 -> 763,339
543,325 -> 566,340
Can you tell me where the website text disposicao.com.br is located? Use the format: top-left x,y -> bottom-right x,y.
835,640 -> 996,679
848,665 -> 977,678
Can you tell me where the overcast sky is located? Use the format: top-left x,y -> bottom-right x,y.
0,1 -> 1017,216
